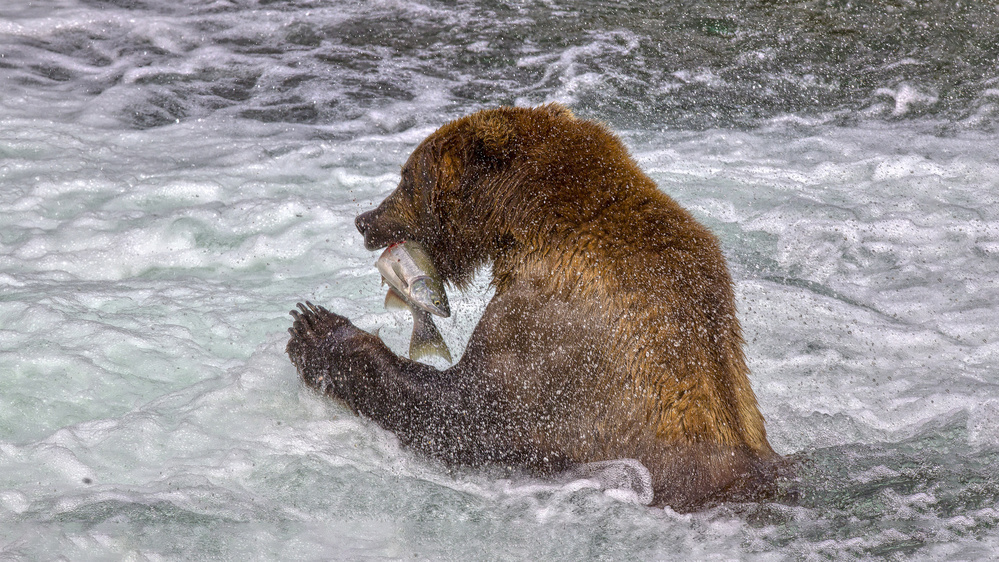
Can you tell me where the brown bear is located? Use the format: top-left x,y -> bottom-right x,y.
287,104 -> 783,511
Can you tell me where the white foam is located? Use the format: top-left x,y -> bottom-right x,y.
2,110 -> 999,559
2,0 -> 999,558
874,83 -> 939,116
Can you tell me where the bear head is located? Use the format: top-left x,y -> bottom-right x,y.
355,103 -> 633,289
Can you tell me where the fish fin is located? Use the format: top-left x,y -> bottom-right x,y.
384,288 -> 409,311
391,262 -> 409,288
410,310 -> 452,363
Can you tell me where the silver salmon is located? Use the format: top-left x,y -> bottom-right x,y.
376,241 -> 452,363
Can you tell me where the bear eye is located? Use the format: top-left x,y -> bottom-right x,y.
399,167 -> 417,197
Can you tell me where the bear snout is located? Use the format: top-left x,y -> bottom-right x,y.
355,208 -> 406,251
354,210 -> 381,250
355,210 -> 374,237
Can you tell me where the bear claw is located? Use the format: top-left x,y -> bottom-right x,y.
288,301 -> 352,343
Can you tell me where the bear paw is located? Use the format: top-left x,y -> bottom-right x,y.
286,301 -> 361,396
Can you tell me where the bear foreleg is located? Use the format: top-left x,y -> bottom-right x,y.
286,301 -> 523,467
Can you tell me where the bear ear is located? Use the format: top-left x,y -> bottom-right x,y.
470,111 -> 516,159
540,102 -> 575,120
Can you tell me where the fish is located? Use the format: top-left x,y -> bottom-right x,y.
375,240 -> 452,363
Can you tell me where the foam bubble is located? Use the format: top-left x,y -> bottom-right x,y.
874,84 -> 940,117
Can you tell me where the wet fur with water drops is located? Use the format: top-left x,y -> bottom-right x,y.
287,104 -> 784,511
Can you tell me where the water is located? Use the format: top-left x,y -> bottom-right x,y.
2,0 -> 998,559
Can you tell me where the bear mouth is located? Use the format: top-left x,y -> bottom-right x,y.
355,210 -> 408,251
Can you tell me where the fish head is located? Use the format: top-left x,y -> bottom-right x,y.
408,277 -> 451,317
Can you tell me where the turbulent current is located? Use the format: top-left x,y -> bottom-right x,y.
2,0 -> 998,559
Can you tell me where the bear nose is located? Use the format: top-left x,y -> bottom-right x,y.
355,210 -> 374,236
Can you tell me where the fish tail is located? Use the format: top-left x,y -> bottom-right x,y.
410,310 -> 452,363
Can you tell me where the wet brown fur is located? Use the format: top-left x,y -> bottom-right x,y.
288,104 -> 783,511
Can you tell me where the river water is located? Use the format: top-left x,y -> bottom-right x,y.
2,0 -> 998,559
